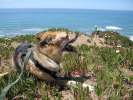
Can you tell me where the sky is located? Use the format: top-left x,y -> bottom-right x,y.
0,0 -> 133,11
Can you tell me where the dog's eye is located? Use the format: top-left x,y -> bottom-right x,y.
40,37 -> 53,46
46,37 -> 52,42
40,40 -> 47,46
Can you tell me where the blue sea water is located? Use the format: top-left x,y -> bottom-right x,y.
0,9 -> 133,38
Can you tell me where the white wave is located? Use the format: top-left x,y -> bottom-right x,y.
105,26 -> 123,31
12,32 -> 21,35
0,34 -> 4,37
97,27 -> 105,31
22,28 -> 45,32
129,36 -> 133,41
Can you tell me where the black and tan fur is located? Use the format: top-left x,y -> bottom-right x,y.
14,31 -> 78,84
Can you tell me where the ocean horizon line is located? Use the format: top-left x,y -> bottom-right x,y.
0,8 -> 133,12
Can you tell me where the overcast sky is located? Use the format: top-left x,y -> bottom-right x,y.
0,0 -> 133,11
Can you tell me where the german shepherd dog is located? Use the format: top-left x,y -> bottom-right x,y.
13,31 -> 78,96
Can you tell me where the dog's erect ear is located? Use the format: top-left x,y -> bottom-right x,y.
61,33 -> 79,51
65,33 -> 79,45
67,33 -> 79,44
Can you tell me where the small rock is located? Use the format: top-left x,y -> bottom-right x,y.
82,83 -> 95,91
116,49 -> 120,53
83,79 -> 97,91
0,72 -> 9,78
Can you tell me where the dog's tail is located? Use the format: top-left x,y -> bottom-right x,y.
13,43 -> 32,72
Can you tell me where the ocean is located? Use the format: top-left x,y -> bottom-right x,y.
0,9 -> 133,39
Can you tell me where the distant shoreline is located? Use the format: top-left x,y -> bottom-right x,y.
0,8 -> 133,12
0,30 -> 133,42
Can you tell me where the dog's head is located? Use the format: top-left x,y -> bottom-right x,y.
36,31 -> 79,52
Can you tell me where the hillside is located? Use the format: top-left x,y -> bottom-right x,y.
0,28 -> 133,100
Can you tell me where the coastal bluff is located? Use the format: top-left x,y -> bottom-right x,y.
0,28 -> 133,100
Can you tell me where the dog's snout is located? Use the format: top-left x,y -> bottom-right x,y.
63,45 -> 77,52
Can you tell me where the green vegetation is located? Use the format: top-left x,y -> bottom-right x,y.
39,28 -> 81,35
0,35 -> 37,59
47,28 -> 71,32
0,30 -> 133,99
11,35 -> 37,43
92,31 -> 133,47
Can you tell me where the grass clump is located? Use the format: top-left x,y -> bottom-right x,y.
11,34 -> 37,43
41,28 -> 81,35
0,35 -> 37,59
63,44 -> 133,98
